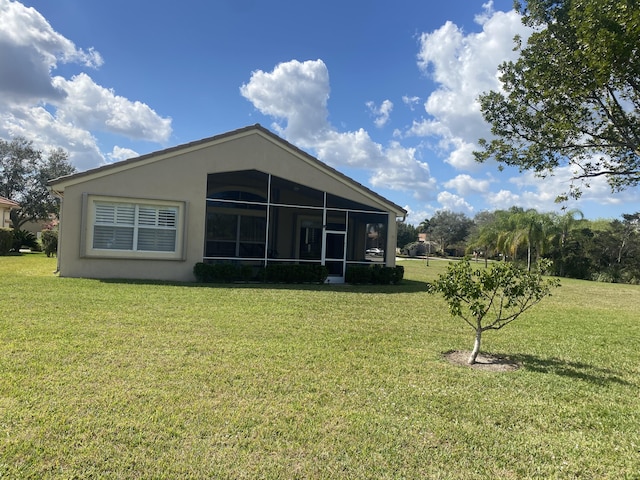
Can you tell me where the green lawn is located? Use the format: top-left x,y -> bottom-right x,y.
1,254 -> 639,479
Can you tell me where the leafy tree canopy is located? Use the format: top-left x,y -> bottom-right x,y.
475,0 -> 640,199
426,211 -> 473,254
396,221 -> 417,249
0,137 -> 76,229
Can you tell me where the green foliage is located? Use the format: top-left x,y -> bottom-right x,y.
194,262 -> 329,284
193,262 -> 257,283
465,207 -> 640,284
345,265 -> 404,285
40,229 -> 58,257
0,137 -> 75,229
476,0 -> 640,197
264,264 -> 328,284
0,228 -> 12,255
12,229 -> 38,252
194,262 -> 404,285
425,211 -> 473,254
427,258 -> 560,363
345,265 -> 372,284
396,221 -> 417,248
428,258 -> 560,329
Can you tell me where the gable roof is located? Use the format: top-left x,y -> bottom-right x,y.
48,124 -> 407,217
0,196 -> 20,208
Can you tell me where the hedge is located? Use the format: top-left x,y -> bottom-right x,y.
345,265 -> 404,285
0,228 -> 12,255
194,262 -> 403,285
194,262 -> 329,284
193,262 -> 255,283
264,264 -> 328,284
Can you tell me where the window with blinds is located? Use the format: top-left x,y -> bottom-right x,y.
93,202 -> 178,252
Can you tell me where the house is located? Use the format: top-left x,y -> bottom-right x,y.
0,196 -> 19,229
48,125 -> 407,283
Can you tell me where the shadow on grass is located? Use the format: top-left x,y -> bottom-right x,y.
511,353 -> 634,386
97,278 -> 428,294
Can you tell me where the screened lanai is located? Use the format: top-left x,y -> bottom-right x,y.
204,170 -> 389,283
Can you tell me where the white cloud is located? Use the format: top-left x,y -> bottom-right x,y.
366,99 -> 393,128
444,139 -> 482,170
405,118 -> 448,139
108,145 -> 139,163
403,205 -> 433,226
53,74 -> 172,142
241,59 -> 437,199
312,128 -> 385,168
479,165 -> 640,215
0,103 -> 104,169
402,95 -> 421,111
0,0 -> 102,101
444,174 -> 491,195
437,191 -> 474,215
240,59 -> 330,145
411,4 -> 532,171
0,0 -> 171,170
507,167 -> 640,211
370,142 -> 437,200
485,189 -> 521,210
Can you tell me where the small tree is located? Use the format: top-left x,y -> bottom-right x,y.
427,258 -> 560,364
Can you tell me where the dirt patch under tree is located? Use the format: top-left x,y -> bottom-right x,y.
443,350 -> 520,372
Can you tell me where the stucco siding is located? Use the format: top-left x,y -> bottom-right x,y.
54,128 -> 404,281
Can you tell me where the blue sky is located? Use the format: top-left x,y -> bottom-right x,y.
1,0 -> 638,224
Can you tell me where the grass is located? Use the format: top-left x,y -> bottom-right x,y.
1,254 -> 639,479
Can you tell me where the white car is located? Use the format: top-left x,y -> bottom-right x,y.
366,248 -> 384,256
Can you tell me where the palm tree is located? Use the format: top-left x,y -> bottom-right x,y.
548,209 -> 585,276
553,209 -> 585,249
493,208 -> 525,263
493,208 -> 554,270
417,218 -> 431,233
470,211 -> 499,267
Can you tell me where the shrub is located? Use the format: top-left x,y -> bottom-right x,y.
12,230 -> 38,252
264,264 -> 328,284
194,262 -> 405,285
41,230 -> 58,257
371,264 -> 394,284
0,228 -> 12,255
239,265 -> 254,282
345,266 -> 372,284
193,263 -> 243,283
345,265 -> 404,285
392,265 -> 404,284
194,263 -> 328,284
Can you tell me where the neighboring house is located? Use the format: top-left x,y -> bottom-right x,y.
0,196 -> 19,229
48,125 -> 407,283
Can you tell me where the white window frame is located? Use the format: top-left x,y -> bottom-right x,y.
83,194 -> 186,260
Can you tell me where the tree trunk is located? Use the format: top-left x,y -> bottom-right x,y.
468,328 -> 482,364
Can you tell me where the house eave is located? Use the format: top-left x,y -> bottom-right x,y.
47,124 -> 408,217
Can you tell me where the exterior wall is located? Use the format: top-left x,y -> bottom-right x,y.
0,206 -> 11,229
385,214 -> 397,264
57,131 -> 400,281
0,199 -> 19,229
